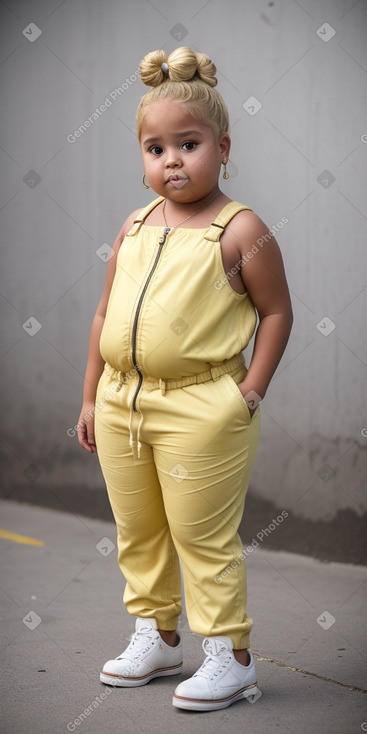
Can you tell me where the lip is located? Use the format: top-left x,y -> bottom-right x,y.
167,174 -> 188,188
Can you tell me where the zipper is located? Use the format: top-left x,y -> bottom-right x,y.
131,227 -> 171,412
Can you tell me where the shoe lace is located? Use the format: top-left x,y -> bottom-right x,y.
194,638 -> 232,681
116,626 -> 159,662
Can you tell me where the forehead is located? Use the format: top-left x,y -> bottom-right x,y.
140,99 -> 213,138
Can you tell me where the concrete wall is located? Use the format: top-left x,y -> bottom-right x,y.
1,0 -> 366,528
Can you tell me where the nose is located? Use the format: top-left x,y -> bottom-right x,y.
164,147 -> 181,168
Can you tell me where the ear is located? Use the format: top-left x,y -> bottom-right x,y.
218,132 -> 231,162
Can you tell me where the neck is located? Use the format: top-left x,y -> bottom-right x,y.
163,188 -> 221,217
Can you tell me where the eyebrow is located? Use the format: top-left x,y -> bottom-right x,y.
142,130 -> 204,147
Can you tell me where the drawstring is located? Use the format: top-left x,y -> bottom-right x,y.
128,404 -> 136,457
104,352 -> 246,461
136,411 -> 143,459
128,400 -> 143,460
115,370 -> 126,392
103,364 -> 143,458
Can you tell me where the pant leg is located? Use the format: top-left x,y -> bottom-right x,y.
94,368 -> 182,631
142,364 -> 260,649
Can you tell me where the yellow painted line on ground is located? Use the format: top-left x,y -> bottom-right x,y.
0,529 -> 44,546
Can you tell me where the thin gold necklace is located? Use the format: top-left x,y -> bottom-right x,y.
162,190 -> 220,232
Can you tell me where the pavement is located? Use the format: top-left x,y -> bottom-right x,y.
0,500 -> 366,734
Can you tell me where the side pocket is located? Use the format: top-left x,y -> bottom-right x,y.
224,373 -> 254,424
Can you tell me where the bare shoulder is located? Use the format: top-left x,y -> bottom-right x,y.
229,208 -> 291,315
224,207 -> 287,263
226,209 -> 272,247
220,208 -> 271,267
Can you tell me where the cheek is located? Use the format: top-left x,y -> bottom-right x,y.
191,155 -> 207,172
143,157 -> 157,173
199,158 -> 213,173
149,161 -> 162,177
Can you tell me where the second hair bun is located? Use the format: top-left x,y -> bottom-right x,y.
139,47 -> 217,88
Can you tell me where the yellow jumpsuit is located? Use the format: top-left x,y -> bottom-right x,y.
94,195 -> 261,649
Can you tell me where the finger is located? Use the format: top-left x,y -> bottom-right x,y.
80,438 -> 94,452
87,434 -> 97,453
78,424 -> 93,452
77,423 -> 87,446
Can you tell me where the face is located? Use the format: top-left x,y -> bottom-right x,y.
139,98 -> 230,203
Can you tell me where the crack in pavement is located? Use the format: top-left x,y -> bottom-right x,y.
252,653 -> 367,694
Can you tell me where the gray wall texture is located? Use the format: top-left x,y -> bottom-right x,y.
1,0 -> 366,551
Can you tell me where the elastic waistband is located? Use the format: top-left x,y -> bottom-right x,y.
104,352 -> 246,395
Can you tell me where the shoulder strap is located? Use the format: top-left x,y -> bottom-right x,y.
204,201 -> 253,242
125,196 -> 165,237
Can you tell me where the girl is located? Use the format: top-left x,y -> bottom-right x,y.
77,46 -> 293,712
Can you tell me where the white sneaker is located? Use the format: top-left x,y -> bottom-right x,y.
100,617 -> 183,687
172,636 -> 262,711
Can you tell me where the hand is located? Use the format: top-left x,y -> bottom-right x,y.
237,382 -> 260,418
245,403 -> 257,419
77,402 -> 97,453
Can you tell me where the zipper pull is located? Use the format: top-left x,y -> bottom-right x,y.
158,227 -> 171,244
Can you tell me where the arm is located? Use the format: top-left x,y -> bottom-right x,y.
233,212 -> 293,413
77,208 -> 141,452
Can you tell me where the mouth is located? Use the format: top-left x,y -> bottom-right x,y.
167,174 -> 188,188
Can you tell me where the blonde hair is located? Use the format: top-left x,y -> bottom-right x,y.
136,47 -> 229,142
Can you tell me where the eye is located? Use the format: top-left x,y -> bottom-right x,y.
149,145 -> 163,155
182,141 -> 197,151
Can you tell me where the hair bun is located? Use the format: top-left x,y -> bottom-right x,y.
139,47 -> 218,88
139,49 -> 168,88
194,52 -> 217,87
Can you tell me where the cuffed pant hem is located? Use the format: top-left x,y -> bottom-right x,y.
154,616 -> 179,631
232,634 -> 251,649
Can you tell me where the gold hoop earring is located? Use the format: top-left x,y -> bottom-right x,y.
223,163 -> 230,180
142,174 -> 150,189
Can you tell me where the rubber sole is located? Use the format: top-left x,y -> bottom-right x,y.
172,684 -> 262,711
100,662 -> 183,688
